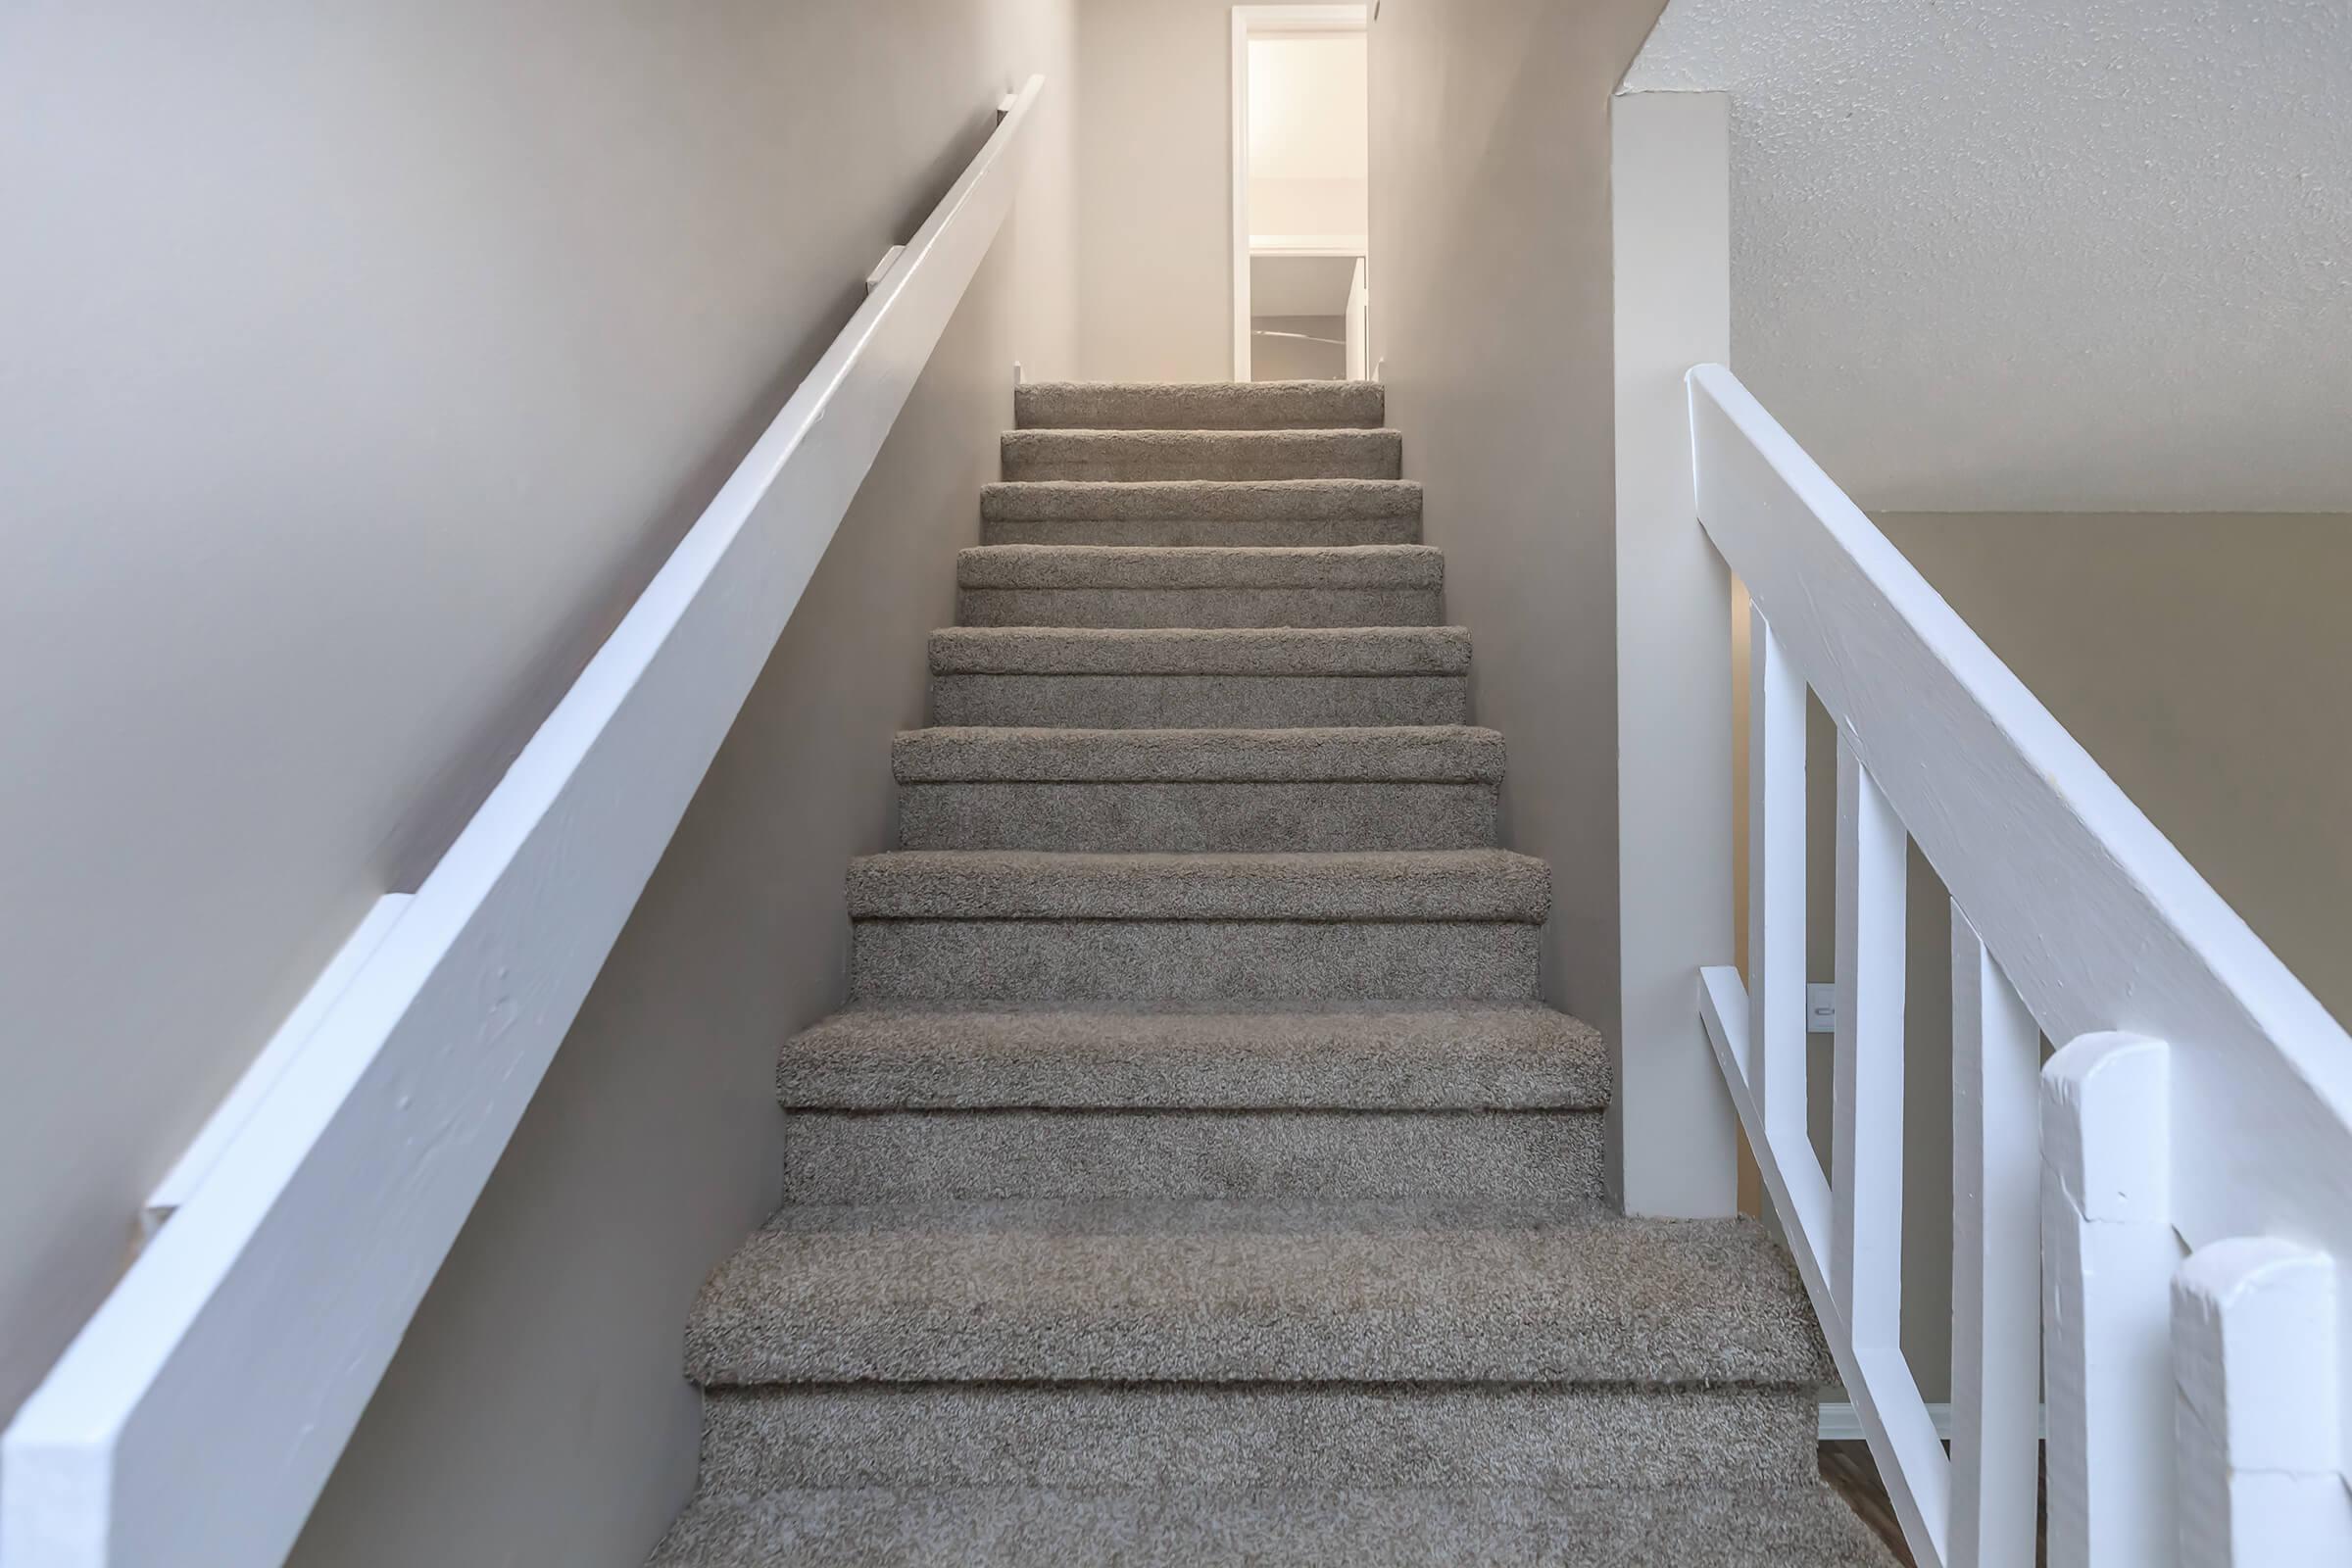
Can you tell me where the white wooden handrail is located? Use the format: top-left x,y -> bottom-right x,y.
1685,363 -> 2352,1567
0,74 -> 1047,1568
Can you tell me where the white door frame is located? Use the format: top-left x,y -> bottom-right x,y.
1230,3 -> 1370,381
1345,256 -> 1370,381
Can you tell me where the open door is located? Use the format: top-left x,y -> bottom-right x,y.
1231,4 -> 1370,381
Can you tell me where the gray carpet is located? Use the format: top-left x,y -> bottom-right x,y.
848,915 -> 1543,1002
1014,380 -> 1386,429
686,1200 -> 1831,1388
649,1486 -> 1897,1566
931,671 -> 1473,729
690,1384 -> 1821,1493
926,626 -> 1475,730
894,726 -> 1505,850
776,1108 -> 1607,1203
845,848 -> 1551,922
981,478 -> 1422,548
928,623 -> 1471,674
774,1002 -> 1608,1110
956,544 -> 1445,629
899,778 -> 1499,851
891,725 -> 1505,782
1001,427 -> 1402,482
654,379 -> 1892,1565
957,544 -> 1444,590
957,585 -> 1441,629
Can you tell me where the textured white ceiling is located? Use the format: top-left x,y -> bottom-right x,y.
1625,1 -> 2352,511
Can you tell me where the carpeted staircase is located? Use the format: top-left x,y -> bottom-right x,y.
650,382 -> 1897,1565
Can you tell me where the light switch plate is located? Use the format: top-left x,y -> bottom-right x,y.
1806,982 -> 1838,1035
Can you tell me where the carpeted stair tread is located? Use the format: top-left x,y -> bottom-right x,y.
654,379 -> 1861,1559
850,919 -> 1539,1003
983,478 -> 1420,522
956,544 -> 1443,629
776,1002 -> 1607,1109
1002,428 -> 1402,482
650,1483 -> 1898,1567
982,479 -> 1421,546
930,674 -> 1471,730
930,624 -> 1469,676
957,544 -> 1442,590
688,1383 -> 1820,1494
893,725 -> 1503,783
1014,379 -> 1385,430
896,779 -> 1497,853
780,1107 -> 1604,1205
846,849 -> 1550,923
685,1200 -> 1832,1388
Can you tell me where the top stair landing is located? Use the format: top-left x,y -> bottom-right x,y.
1016,379 -> 1386,430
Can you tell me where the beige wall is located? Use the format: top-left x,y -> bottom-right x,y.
1372,0 -> 1667,1047
1248,33 -> 1370,239
0,1 -> 1075,1557
1073,0 -> 1244,379
1251,316 -> 1348,380
1882,513 -> 2352,1032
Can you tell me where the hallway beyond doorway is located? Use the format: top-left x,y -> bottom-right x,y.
1232,5 -> 1370,381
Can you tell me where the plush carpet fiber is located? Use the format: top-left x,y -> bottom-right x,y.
1000,427 -> 1402,483
650,1486 -> 1898,1566
774,1002 -> 1607,1109
690,1383 -> 1823,1493
1012,379 -> 1386,430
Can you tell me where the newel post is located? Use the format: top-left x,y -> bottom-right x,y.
2173,1238 -> 2352,1565
2042,1032 -> 2182,1568
1609,89 -> 1739,1218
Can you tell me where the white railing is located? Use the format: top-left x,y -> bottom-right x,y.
0,75 -> 1047,1568
1686,364 -> 2352,1568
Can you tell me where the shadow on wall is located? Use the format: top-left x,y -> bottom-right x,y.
1253,317 -> 1349,378
1369,0 -> 1673,1042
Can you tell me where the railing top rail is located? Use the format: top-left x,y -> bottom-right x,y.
2,74 -> 1047,1568
1687,363 -> 2352,1248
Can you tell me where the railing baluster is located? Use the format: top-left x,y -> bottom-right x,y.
2174,1238 -> 2352,1565
1950,913 -> 2042,1567
1690,364 -> 2352,1568
1746,605 -> 1808,1162
1831,738 -> 1905,1346
2042,1032 -> 2180,1568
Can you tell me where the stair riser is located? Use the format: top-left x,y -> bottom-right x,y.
1003,431 -> 1401,483
1015,382 -> 1384,430
696,1385 -> 1821,1494
956,587 -> 1442,629
898,781 -> 1497,853
776,1003 -> 1609,1113
780,1110 -> 1602,1204
850,919 -> 1541,1003
931,674 -> 1471,729
651,1484 -> 1904,1567
983,515 -> 1421,548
